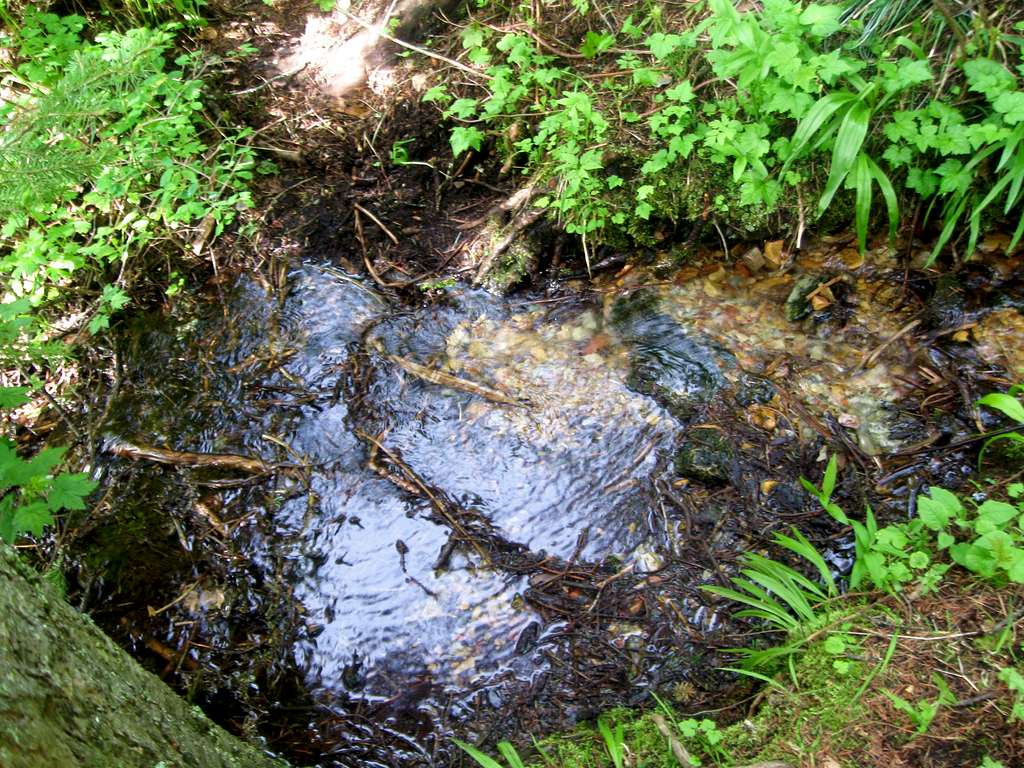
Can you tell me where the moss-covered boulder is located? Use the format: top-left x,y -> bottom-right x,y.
674,426 -> 734,484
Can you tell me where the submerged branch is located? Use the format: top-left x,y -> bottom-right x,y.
102,436 -> 269,475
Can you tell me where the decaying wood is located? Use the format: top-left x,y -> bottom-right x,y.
471,206 -> 545,286
459,183 -> 538,231
372,342 -> 525,406
102,436 -> 269,474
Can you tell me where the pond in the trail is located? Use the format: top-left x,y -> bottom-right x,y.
90,246 -> 1019,766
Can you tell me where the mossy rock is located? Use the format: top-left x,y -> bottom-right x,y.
785,274 -> 826,322
675,427 -> 734,484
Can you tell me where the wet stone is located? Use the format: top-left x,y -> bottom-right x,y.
784,274 -> 826,322
734,372 -> 776,407
674,427 -> 734,484
765,481 -> 807,515
925,274 -> 966,329
612,294 -> 727,422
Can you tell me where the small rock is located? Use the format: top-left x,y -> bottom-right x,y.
741,247 -> 765,273
763,240 -> 785,269
924,274 -> 965,329
785,275 -> 826,321
675,426 -> 733,484
747,404 -> 777,431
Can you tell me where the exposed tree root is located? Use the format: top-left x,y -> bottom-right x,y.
453,181 -> 548,291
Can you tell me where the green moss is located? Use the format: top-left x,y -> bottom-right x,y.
720,643 -> 868,766
482,235 -> 539,294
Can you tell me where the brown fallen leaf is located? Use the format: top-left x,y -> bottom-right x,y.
581,332 -> 612,355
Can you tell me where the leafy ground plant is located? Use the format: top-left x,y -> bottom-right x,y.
0,10 -> 263,354
422,0 -> 1024,259
0,387 -> 95,544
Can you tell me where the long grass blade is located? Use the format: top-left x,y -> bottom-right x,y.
867,154 -> 899,243
454,739 -> 505,768
819,99 -> 870,214
853,151 -> 873,251
785,91 -> 857,168
773,529 -> 837,597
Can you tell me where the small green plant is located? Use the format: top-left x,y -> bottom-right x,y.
998,666 -> 1024,722
704,526 -> 837,635
978,388 -> 1024,466
424,0 -> 1024,258
418,277 -> 457,292
0,388 -> 96,544
802,456 -> 951,592
703,526 -> 840,674
597,716 -> 626,768
0,12 -> 262,360
881,674 -> 955,734
675,718 -> 727,766
454,739 -> 526,768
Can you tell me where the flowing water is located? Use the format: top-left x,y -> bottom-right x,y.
75,244 -> 1022,766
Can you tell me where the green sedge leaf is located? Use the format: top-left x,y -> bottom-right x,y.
785,91 -> 856,167
853,152 -> 873,253
867,155 -> 899,243
453,739 -> 504,768
819,100 -> 871,215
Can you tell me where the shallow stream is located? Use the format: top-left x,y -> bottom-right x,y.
75,243 -> 1021,766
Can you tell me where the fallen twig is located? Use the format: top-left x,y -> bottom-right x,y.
103,436 -> 268,474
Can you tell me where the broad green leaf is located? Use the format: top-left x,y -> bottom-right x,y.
798,4 -> 842,37
450,126 -> 484,157
580,31 -> 615,59
977,500 -> 1019,527
421,85 -> 450,104
978,393 -> 1024,423
963,58 -> 1016,100
0,446 -> 65,488
460,24 -> 487,51
0,496 -> 15,544
917,489 -> 959,531
445,98 -> 479,120
0,387 -> 31,409
823,635 -> 846,654
995,92 -> 1024,125
645,32 -> 684,61
11,500 -> 52,538
46,472 -> 96,512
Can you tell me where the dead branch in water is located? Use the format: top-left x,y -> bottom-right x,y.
102,437 -> 269,475
387,353 -> 527,406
